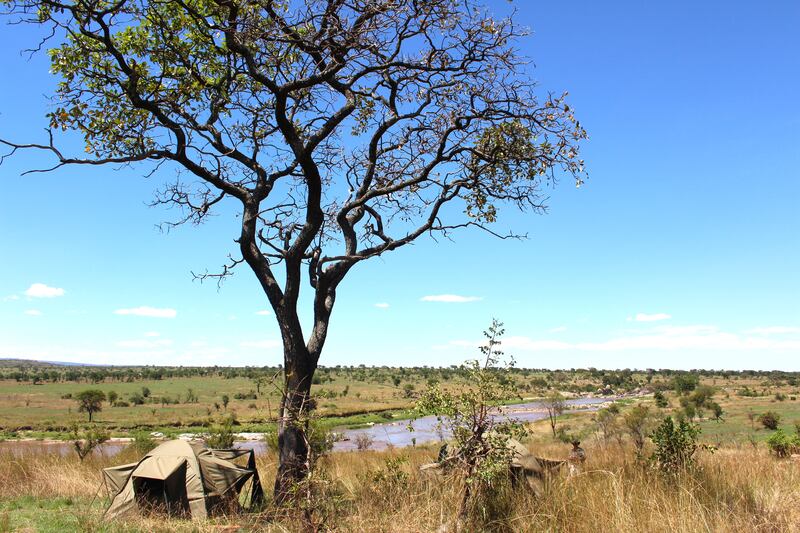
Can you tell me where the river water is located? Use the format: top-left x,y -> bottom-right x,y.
0,397 -> 614,456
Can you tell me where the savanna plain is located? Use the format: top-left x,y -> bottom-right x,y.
1,361 -> 799,532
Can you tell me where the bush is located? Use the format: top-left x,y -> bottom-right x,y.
113,400 -> 130,407
672,374 -> 699,395
354,432 -> 374,451
70,424 -> 109,462
650,416 -> 701,474
205,417 -> 236,448
653,391 -> 669,408
368,456 -> 409,498
129,392 -> 145,405
129,431 -> 157,455
766,429 -> 800,457
759,411 -> 781,430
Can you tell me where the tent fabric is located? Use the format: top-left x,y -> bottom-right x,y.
103,440 -> 264,520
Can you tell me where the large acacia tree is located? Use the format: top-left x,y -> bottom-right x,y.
0,0 -> 586,499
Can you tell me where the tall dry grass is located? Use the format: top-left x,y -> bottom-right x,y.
0,439 -> 798,532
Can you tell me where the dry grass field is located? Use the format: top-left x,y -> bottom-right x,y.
1,415 -> 799,532
2,367 -> 800,531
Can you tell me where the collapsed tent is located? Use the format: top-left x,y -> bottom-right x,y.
102,440 -> 265,520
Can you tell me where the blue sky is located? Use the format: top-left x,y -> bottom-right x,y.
0,0 -> 798,370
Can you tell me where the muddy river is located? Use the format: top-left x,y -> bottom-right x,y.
0,397 -> 615,456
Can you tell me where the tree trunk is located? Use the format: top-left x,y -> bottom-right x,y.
273,337 -> 317,504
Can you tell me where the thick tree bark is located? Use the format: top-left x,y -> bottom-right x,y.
273,321 -> 318,503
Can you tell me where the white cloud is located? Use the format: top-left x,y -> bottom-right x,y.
116,339 -> 173,348
24,283 -> 65,298
549,326 -> 567,333
113,306 -> 177,318
143,331 -> 161,337
24,309 -> 42,316
420,294 -> 482,303
630,312 -> 672,322
3,295 -> 20,301
745,326 -> 800,336
374,303 -> 390,309
240,339 -> 282,349
255,310 -> 272,316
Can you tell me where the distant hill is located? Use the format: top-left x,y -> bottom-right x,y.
0,358 -> 98,368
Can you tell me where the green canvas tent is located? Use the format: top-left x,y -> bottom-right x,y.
102,440 -> 264,520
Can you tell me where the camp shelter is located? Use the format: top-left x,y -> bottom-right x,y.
102,439 -> 264,520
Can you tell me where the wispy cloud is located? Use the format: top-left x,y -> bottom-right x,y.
24,309 -> 42,316
24,283 -> 65,298
240,339 -> 282,349
745,326 -> 800,336
421,294 -> 482,303
143,331 -> 161,337
113,306 -> 177,318
374,303 -> 390,309
629,312 -> 671,322
3,295 -> 20,302
255,310 -> 272,316
549,326 -> 567,333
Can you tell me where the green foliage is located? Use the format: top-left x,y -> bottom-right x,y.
623,404 -> 654,457
766,429 -> 800,457
759,411 -> 781,430
415,319 -> 525,527
650,416 -> 701,474
595,407 -> 621,441
653,391 -> 669,408
205,416 -> 236,449
74,389 -> 106,422
672,374 -> 700,395
369,456 -> 410,497
129,431 -> 157,456
128,392 -> 145,405
106,391 -> 118,405
69,423 -> 109,462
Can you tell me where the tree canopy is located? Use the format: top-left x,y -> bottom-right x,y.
1,0 -> 587,498
75,389 -> 106,421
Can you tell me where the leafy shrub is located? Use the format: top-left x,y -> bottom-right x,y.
653,391 -> 669,408
233,390 -> 258,400
672,374 -> 699,394
766,429 -> 800,457
205,417 -> 236,448
129,431 -> 157,455
70,424 -> 109,462
369,456 -> 409,498
415,319 -> 524,529
128,392 -> 145,405
759,411 -> 781,430
650,416 -> 700,474
113,400 -> 130,407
